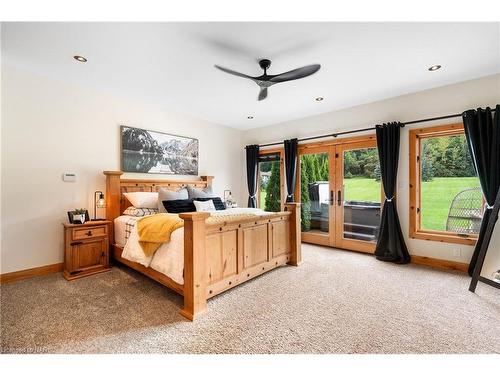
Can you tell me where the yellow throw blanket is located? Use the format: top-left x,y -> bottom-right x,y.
137,213 -> 184,257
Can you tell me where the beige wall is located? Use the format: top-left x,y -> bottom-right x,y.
2,62 -> 499,280
243,74 -> 500,277
1,65 -> 244,273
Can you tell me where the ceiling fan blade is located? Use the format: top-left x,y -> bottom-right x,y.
269,64 -> 321,83
214,65 -> 255,81
258,87 -> 268,101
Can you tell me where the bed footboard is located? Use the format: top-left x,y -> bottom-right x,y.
179,203 -> 301,320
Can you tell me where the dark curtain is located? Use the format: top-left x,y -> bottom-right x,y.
462,105 -> 500,276
284,138 -> 298,202
374,122 -> 411,264
246,144 -> 260,208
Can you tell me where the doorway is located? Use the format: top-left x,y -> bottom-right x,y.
296,137 -> 382,253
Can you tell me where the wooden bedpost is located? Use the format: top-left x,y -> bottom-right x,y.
178,211 -> 210,321
103,171 -> 123,245
284,203 -> 301,266
200,175 -> 214,187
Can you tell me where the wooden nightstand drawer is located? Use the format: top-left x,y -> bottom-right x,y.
72,225 -> 107,240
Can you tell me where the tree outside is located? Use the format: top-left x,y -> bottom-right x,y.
264,162 -> 281,212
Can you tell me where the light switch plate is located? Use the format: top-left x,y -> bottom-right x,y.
62,172 -> 77,182
453,248 -> 461,258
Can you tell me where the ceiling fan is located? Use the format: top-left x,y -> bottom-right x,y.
214,59 -> 321,101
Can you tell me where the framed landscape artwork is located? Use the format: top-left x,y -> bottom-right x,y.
121,126 -> 199,175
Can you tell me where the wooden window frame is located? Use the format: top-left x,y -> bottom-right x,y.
257,148 -> 286,212
409,123 -> 479,246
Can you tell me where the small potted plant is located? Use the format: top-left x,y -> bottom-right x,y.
72,208 -> 87,224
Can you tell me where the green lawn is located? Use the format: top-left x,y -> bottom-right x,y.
260,190 -> 267,209
344,177 -> 382,202
344,177 -> 480,231
420,177 -> 480,231
261,177 -> 481,231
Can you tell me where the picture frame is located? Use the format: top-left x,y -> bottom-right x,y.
67,210 -> 90,224
121,125 -> 199,175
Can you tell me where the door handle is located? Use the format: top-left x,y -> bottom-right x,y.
330,190 -> 334,206
337,190 -> 342,206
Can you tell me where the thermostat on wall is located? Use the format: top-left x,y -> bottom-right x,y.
62,172 -> 77,182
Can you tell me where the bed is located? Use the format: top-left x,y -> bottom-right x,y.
104,171 -> 301,320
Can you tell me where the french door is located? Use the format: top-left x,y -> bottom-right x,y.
296,138 -> 382,253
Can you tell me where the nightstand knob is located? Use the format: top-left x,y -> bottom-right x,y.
86,230 -> 92,236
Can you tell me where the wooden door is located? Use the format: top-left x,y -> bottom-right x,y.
333,140 -> 382,253
296,145 -> 336,246
296,137 -> 383,253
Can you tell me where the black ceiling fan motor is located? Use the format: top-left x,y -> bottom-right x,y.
258,59 -> 272,74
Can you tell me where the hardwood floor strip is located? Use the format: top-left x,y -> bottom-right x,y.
0,263 -> 63,284
411,255 -> 468,273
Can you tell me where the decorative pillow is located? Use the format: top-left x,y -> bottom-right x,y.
193,199 -> 216,212
195,197 -> 225,210
123,192 -> 159,209
186,185 -> 214,199
162,199 -> 196,214
123,207 -> 158,217
158,187 -> 188,213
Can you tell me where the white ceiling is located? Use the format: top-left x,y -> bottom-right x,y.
2,22 -> 499,130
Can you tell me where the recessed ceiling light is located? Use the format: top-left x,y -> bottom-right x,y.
73,55 -> 87,63
315,97 -> 324,101
428,64 -> 441,71
247,116 -> 254,119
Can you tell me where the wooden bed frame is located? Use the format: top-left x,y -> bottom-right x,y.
104,171 -> 301,320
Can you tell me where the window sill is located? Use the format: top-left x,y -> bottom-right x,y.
410,230 -> 477,246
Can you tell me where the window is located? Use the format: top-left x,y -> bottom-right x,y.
342,147 -> 382,243
299,151 -> 330,234
409,124 -> 483,245
258,151 -> 283,212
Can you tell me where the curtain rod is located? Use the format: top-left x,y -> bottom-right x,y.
247,108 -> 497,148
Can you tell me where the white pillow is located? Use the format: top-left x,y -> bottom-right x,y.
123,192 -> 159,209
193,199 -> 216,212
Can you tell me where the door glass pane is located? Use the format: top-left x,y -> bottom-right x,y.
258,154 -> 281,212
343,148 -> 381,242
300,153 -> 329,234
420,134 -> 482,233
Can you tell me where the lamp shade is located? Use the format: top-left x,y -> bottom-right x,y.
96,192 -> 106,208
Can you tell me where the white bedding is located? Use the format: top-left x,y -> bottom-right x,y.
114,215 -> 139,248
117,207 -> 268,285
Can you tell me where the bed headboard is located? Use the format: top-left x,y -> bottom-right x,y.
103,171 -> 214,224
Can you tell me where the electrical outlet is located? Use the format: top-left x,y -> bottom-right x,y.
453,248 -> 461,258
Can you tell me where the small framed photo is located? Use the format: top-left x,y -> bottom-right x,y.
67,210 -> 90,224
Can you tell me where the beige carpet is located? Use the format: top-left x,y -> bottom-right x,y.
1,244 -> 499,354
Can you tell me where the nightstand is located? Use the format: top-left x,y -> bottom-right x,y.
62,220 -> 111,280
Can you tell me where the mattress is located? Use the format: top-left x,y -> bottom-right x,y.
116,208 -> 269,285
